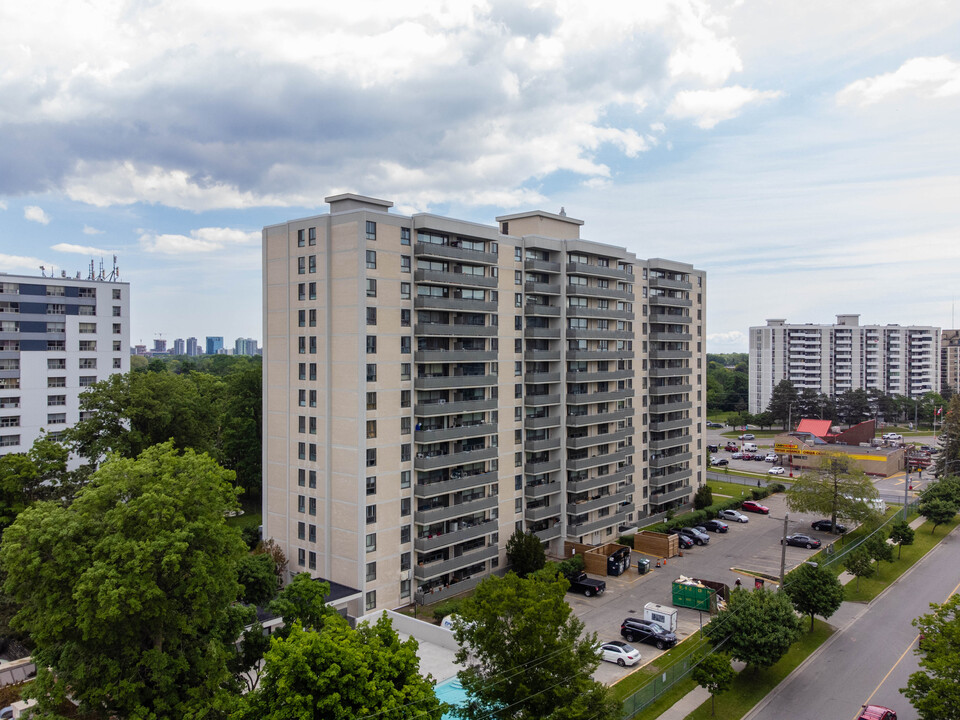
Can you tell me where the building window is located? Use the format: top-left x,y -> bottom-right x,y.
366,533 -> 376,553
309,282 -> 316,300
113,358 -> 122,368
47,358 -> 66,370
309,523 -> 316,541
366,476 -> 376,495
298,495 -> 305,512
0,417 -> 20,428
400,282 -> 411,300
400,336 -> 411,354
47,377 -> 66,388
297,548 -> 305,567
298,283 -> 306,301
366,392 -> 377,410
400,526 -> 411,544
366,279 -> 377,297
366,336 -> 376,354
112,306 -> 121,317
366,449 -> 376,467
400,363 -> 411,381
400,390 -> 410,407
366,307 -> 377,325
366,420 -> 377,439
366,562 -> 377,582
401,444 -> 411,462
400,470 -> 411,488
365,590 -> 376,611
515,270 -> 522,285
400,552 -> 411,571
401,255 -> 411,273
309,471 -> 316,488
309,497 -> 316,515
308,256 -> 316,273
401,498 -> 411,517
309,444 -> 316,461
367,364 -> 377,382
298,443 -> 305,460
79,358 -> 96,369
400,579 -> 411,598
47,395 -> 66,406
308,551 -> 316,570
298,469 -> 305,487
401,309 -> 411,327
298,257 -> 306,275
401,227 -> 411,245
297,229 -> 305,247
366,250 -> 377,269
309,227 -> 317,246
298,521 -> 305,539
78,340 -> 96,351
366,221 -> 377,240
401,417 -> 411,434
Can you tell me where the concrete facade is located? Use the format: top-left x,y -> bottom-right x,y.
0,273 -> 130,456
942,329 -> 960,396
749,315 -> 940,414
263,194 -> 705,615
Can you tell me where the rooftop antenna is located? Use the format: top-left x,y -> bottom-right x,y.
39,265 -> 45,277
89,260 -> 95,280
559,207 -> 567,217
108,255 -> 120,282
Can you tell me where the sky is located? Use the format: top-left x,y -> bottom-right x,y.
2,0 -> 959,352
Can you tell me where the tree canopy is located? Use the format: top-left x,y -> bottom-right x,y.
766,379 -> 799,429
785,454 -> 882,528
888,520 -> 915,559
692,653 -> 736,716
704,587 -> 802,670
453,571 -> 619,720
784,561 -> 844,631
505,529 -> 546,578
0,442 -> 249,719
903,593 -> 960,720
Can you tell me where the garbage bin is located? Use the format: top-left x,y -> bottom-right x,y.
637,559 -> 650,575
754,578 -> 765,589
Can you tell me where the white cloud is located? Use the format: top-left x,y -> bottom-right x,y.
64,162 -> 309,212
82,225 -> 104,235
139,227 -> 260,255
24,205 -> 50,224
51,242 -> 112,255
0,200 -> 7,210
0,252 -> 49,272
837,55 -> 960,106
667,85 -> 782,129
707,330 -> 746,346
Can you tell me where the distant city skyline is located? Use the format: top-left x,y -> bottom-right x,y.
2,3 -> 959,351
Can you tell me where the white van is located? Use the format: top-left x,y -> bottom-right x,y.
743,442 -> 758,453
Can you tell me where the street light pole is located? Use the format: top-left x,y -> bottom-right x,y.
779,512 -> 789,590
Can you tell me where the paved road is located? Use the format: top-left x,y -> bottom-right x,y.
746,523 -> 960,720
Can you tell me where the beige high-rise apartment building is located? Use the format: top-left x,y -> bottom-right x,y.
263,194 -> 706,616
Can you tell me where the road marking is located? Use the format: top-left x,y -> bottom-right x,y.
853,575 -> 960,718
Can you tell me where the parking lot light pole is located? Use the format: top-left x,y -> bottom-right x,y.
779,513 -> 789,590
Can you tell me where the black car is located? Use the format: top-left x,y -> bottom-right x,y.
706,444 -> 719,453
701,519 -> 729,533
667,529 -> 694,549
620,617 -> 678,650
782,534 -> 822,549
811,519 -> 847,534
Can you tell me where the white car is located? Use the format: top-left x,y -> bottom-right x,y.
882,433 -> 902,441
739,433 -> 755,440
764,453 -> 778,462
598,641 -> 641,667
768,466 -> 785,475
718,509 -> 749,523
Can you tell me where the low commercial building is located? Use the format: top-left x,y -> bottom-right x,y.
771,432 -> 904,477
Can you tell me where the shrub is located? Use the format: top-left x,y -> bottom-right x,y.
556,554 -> 585,578
431,597 -> 466,623
694,485 -> 714,510
768,483 -> 786,493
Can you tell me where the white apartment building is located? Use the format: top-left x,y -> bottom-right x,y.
0,273 -> 130,455
749,315 -> 940,414
942,330 -> 960,396
263,194 -> 706,616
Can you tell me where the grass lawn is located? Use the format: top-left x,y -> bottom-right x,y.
226,495 -> 262,531
842,515 -> 960,602
707,479 -> 770,498
683,620 -> 834,720
612,635 -> 711,702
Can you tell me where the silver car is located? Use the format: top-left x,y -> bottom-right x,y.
717,509 -> 749,523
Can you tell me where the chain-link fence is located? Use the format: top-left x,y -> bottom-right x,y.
621,639 -> 716,718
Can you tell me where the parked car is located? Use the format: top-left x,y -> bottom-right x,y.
710,457 -> 729,466
768,466 -> 785,475
741,500 -> 770,514
764,453 -> 778,462
718,509 -> 749,523
753,455 -> 767,462
739,433 -> 755,440
667,528 -> 695,548
724,443 -> 739,452
782,533 -> 822,549
565,572 -> 606,597
706,421 -> 723,428
881,432 -> 902,441
731,452 -> 744,460
741,452 -> 754,461
858,705 -> 897,720
706,444 -> 719,453
701,519 -> 729,533
811,519 -> 848,533
620,617 -> 678,649
679,527 -> 710,546
598,640 -> 641,667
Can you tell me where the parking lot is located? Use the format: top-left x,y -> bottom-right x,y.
577,491 -> 842,683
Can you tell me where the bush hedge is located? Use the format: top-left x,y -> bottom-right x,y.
431,597 -> 466,623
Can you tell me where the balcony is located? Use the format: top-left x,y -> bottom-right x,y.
649,452 -> 692,468
415,269 -> 497,288
566,446 -> 633,472
648,294 -> 692,308
566,262 -> 631,281
567,466 -> 633,494
649,276 -> 692,291
415,422 -> 495,444
414,398 -> 497,417
650,486 -> 691,505
524,481 -> 563,499
417,574 -> 484,604
524,258 -> 562,273
525,303 -> 561,317
564,369 -> 631,383
414,296 -> 497,313
534,524 -> 563,542
524,281 -> 561,295
568,488 -> 632,516
415,323 -> 497,337
565,328 -> 632,340
525,503 -> 561,522
566,408 -> 632,427
649,331 -> 692,342
649,400 -> 692,414
566,349 -> 633,361
415,543 -> 499,581
524,458 -> 561,474
649,433 -> 691,452
417,494 -> 498,525
567,507 -> 633,538
415,519 -> 498,552
415,349 -> 496,363
648,417 -> 691,432
414,446 -> 497,471
649,365 -> 692,378
566,306 -> 634,320
649,348 -> 689,360
524,393 -> 561,407
650,312 -> 691,324
524,413 -> 561,430
524,372 -> 561,384
650,383 -> 692,396
414,469 -> 499,498
414,242 -> 498,265
566,285 -> 633,301
566,389 -> 633,405
415,374 -> 497,390
566,427 -> 632,450
524,326 -> 561,339
524,350 -> 561,361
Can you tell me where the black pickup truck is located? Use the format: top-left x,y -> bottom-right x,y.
565,572 -> 606,597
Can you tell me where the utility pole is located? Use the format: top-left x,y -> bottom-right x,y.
779,513 -> 789,590
904,454 -> 911,522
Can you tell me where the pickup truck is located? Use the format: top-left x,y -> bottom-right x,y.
565,572 -> 606,597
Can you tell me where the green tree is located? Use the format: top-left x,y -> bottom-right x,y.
237,553 -> 278,607
784,562 -> 844,631
268,572 -> 336,635
0,442 -> 248,719
836,388 -> 871,425
843,548 -> 875,591
785,454 -> 882,530
704,587 -> 802,671
864,533 -> 894,576
920,475 -> 960,506
0,435 -> 73,530
694,484 -> 713,510
765,379 -> 799,429
919,498 -> 957,533
220,364 -> 263,499
238,617 -> 443,720
692,652 -> 736,716
888,520 -> 915,559
505,528 -> 546,578
902,593 -> 960,720
453,572 -> 620,720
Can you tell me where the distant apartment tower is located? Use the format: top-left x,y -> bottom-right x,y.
186,337 -> 199,356
234,337 -> 259,356
0,273 -> 130,456
263,194 -> 706,615
749,315 -> 940,414
172,338 -> 186,356
942,330 -> 960,396
152,338 -> 167,355
205,336 -> 224,355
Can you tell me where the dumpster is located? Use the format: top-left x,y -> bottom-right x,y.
637,558 -> 650,575
672,577 -> 718,612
